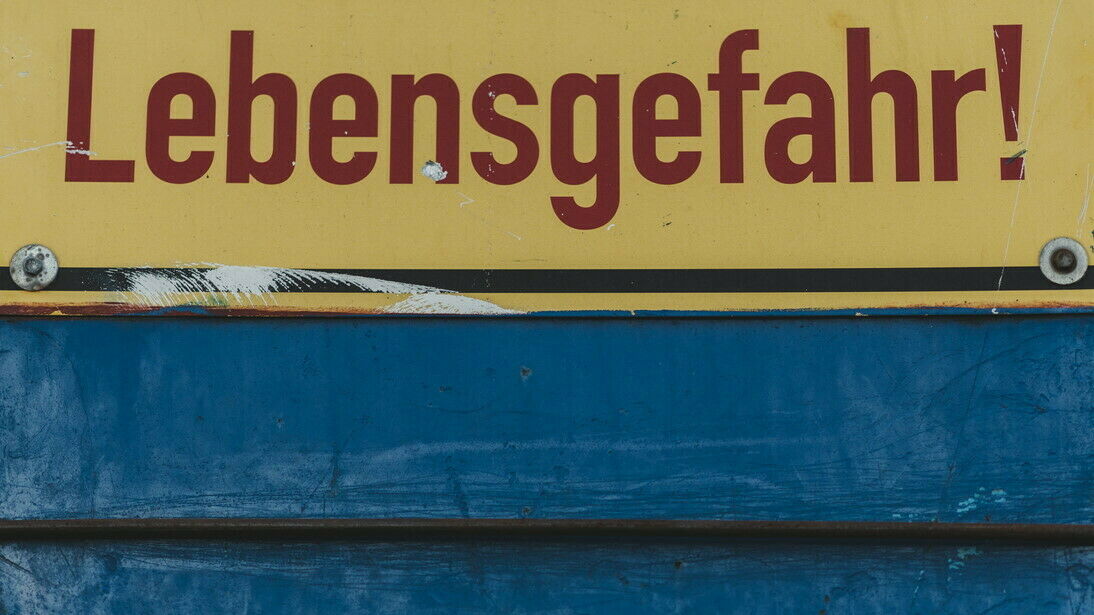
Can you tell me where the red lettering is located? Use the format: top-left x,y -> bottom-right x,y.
931,69 -> 986,181
632,73 -> 701,185
549,74 -> 620,230
65,29 -> 135,182
472,74 -> 539,185
226,31 -> 297,184
309,74 -> 378,185
146,73 -> 216,183
707,30 -> 760,183
390,74 -> 460,184
63,27 -> 1016,225
847,28 -> 920,182
764,72 -> 836,184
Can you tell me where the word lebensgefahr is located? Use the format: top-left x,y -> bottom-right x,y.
64,28 -> 1022,230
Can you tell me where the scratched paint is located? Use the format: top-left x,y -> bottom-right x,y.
0,316 -> 1088,522
2,1 -> 1091,315
0,140 -> 94,160
107,264 -> 520,314
0,540 -> 1089,613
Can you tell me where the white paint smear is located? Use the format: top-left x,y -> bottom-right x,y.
382,293 -> 519,315
110,264 -> 521,314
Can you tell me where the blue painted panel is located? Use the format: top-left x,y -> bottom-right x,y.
0,539 -> 1089,613
0,316 -> 1090,522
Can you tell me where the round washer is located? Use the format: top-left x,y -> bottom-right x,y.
9,244 -> 59,291
1038,237 -> 1088,285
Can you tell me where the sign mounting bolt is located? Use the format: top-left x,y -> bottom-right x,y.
9,244 -> 59,291
1038,237 -> 1087,286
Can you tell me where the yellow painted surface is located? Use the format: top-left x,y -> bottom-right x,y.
0,1 -> 1090,313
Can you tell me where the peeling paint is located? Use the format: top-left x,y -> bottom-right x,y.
64,143 -> 96,156
956,496 -> 979,514
421,160 -> 448,182
948,546 -> 982,570
956,487 -> 1008,514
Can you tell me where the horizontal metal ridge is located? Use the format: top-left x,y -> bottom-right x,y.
0,519 -> 1089,543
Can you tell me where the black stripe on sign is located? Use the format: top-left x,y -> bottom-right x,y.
0,266 -> 1088,293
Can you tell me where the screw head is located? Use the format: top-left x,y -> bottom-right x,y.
22,257 -> 43,276
1039,237 -> 1088,286
9,245 -> 59,291
1050,248 -> 1077,274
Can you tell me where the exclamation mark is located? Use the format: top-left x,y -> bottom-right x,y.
994,25 -> 1024,180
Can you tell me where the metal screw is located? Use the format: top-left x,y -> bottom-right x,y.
22,256 -> 43,277
1050,248 -> 1077,274
1039,237 -> 1088,286
9,245 -> 59,291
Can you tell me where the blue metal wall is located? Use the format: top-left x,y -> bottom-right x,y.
2,540 -> 1090,613
0,315 -> 1090,611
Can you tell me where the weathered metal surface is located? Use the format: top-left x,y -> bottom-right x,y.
0,1 -> 1091,314
0,1 -> 1090,611
1,315 -> 1089,523
0,539 -> 1089,613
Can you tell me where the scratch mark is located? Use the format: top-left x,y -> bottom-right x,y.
996,0 -> 1063,290
0,141 -> 69,160
368,436 -> 812,467
0,552 -> 32,576
1079,164 -> 1093,235
454,192 -> 523,240
0,140 -> 96,160
445,467 -> 471,518
1,45 -> 31,58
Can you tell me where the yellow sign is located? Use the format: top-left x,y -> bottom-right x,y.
0,1 -> 1090,314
